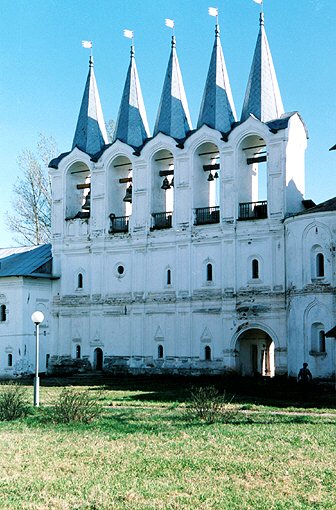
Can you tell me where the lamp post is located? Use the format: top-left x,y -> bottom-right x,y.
31,311 -> 44,407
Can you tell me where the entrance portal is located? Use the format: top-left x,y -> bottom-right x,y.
93,347 -> 103,371
237,328 -> 274,377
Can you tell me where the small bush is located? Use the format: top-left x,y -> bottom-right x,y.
186,385 -> 236,424
52,387 -> 102,424
0,383 -> 29,421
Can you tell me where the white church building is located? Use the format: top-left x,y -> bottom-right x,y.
1,13 -> 335,378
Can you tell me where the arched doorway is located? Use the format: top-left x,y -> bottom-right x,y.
93,348 -> 103,371
237,328 -> 275,377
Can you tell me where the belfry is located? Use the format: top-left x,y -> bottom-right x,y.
2,9 -> 334,380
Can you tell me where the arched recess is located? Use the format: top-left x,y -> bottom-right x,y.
310,323 -> 326,354
302,221 -> 332,284
310,245 -> 325,280
108,154 -> 132,233
238,134 -> 268,220
151,149 -> 174,230
193,141 -> 220,225
233,326 -> 277,377
303,299 -> 331,357
66,161 -> 91,219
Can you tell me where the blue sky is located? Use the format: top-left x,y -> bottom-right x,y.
1,0 -> 335,246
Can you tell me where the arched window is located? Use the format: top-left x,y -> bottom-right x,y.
316,253 -> 324,277
252,259 -> 259,279
7,353 -> 12,367
311,323 -> 326,353
158,344 -> 164,359
78,273 -> 83,289
205,345 -> 211,361
206,263 -> 213,282
319,330 -> 326,353
76,345 -> 81,359
0,305 -> 6,322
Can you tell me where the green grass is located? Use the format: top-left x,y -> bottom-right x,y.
0,377 -> 335,510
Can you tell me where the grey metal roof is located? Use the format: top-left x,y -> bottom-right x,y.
0,244 -> 52,278
154,36 -> 192,140
197,25 -> 237,133
241,13 -> 284,123
291,197 -> 336,217
113,46 -> 150,149
72,56 -> 108,156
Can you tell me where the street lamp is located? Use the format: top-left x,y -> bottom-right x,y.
31,311 -> 44,407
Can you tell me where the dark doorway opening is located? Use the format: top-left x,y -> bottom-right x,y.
94,347 -> 103,371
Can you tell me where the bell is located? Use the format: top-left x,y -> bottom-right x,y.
123,184 -> 132,203
82,191 -> 91,210
214,172 -> 219,179
161,177 -> 171,190
207,172 -> 214,182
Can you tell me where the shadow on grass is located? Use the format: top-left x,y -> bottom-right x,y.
21,403 -> 336,437
14,374 -> 336,411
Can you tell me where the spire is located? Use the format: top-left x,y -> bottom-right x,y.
154,36 -> 192,140
114,45 -> 150,148
241,13 -> 284,123
198,24 -> 237,132
72,56 -> 108,155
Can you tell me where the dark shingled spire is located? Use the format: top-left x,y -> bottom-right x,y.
114,45 -> 150,148
154,36 -> 192,140
198,24 -> 236,132
72,56 -> 108,155
241,13 -> 284,123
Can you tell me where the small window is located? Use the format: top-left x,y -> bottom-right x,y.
205,345 -> 211,361
0,305 -> 6,322
319,331 -> 326,353
167,269 -> 171,285
316,253 -> 324,277
206,263 -> 213,282
7,353 -> 12,367
78,273 -> 83,289
117,265 -> 125,275
46,354 -> 50,368
158,344 -> 164,359
252,259 -> 259,279
76,345 -> 81,359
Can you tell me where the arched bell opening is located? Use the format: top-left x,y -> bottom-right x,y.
236,328 -> 275,377
108,155 -> 132,234
238,135 -> 268,220
193,141 -> 220,225
151,149 -> 174,230
66,162 -> 91,219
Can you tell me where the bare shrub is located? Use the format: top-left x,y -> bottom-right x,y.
186,385 -> 236,424
0,383 -> 29,421
52,387 -> 102,424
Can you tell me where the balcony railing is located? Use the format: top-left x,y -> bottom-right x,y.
194,206 -> 220,225
152,211 -> 172,230
238,201 -> 267,220
109,214 -> 129,233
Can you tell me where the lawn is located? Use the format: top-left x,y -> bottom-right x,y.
0,376 -> 335,510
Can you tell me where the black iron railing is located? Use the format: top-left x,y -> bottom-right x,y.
109,214 -> 129,233
194,206 -> 220,225
152,212 -> 172,230
238,201 -> 267,220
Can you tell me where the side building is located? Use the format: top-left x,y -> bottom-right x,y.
0,244 -> 53,377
